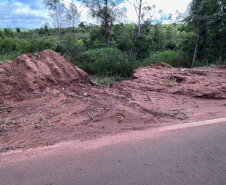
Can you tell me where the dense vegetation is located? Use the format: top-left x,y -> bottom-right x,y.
0,0 -> 226,80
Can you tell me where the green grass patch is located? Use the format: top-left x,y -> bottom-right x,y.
144,50 -> 191,68
90,75 -> 128,87
0,52 -> 20,62
76,48 -> 134,77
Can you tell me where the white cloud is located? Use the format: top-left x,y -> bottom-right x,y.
63,0 -> 93,23
0,0 -> 192,29
124,0 -> 192,24
0,0 -> 49,28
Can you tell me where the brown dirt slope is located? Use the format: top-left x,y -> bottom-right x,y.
0,50 -> 91,103
0,52 -> 226,153
112,63 -> 226,99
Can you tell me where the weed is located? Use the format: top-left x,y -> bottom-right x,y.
32,112 -> 44,129
90,75 -> 128,87
0,115 -> 12,132
67,92 -> 76,97
0,51 -> 18,62
67,92 -> 84,99
76,48 -> 133,77
144,50 -> 191,68
87,112 -> 93,120
60,114 -> 64,119
38,112 -> 45,121
163,75 -> 176,87
3,68 -> 13,76
209,63 -> 217,67
124,108 -> 131,114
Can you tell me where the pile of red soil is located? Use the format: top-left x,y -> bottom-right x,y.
0,51 -> 91,103
1,59 -> 226,153
113,63 -> 226,99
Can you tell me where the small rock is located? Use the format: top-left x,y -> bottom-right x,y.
83,92 -> 88,97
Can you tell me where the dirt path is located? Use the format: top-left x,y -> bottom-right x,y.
1,51 -> 226,153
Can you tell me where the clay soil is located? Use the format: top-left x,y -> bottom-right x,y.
1,51 -> 226,153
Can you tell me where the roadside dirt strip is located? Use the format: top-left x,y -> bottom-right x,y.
1,51 -> 226,153
1,116 -> 226,165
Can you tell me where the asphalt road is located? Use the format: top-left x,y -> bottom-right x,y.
1,118 -> 226,185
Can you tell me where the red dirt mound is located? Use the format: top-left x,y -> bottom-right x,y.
1,61 -> 226,153
113,63 -> 226,99
0,51 -> 91,103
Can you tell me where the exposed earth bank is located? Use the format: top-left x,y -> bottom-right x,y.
1,51 -> 226,153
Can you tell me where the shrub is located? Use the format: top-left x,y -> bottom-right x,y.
0,51 -> 18,62
31,37 -> 53,52
0,37 -> 20,52
18,39 -> 35,53
0,30 -> 4,39
74,32 -> 90,40
76,48 -> 133,77
177,31 -> 196,57
144,50 -> 191,67
165,41 -> 176,50
4,28 -> 14,37
90,75 -> 128,87
135,35 -> 154,59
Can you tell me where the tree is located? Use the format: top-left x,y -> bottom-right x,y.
80,0 -> 125,43
185,0 -> 203,67
66,2 -> 81,38
78,21 -> 86,29
4,28 -> 14,37
16,27 -> 21,33
127,0 -> 144,37
43,0 -> 66,42
185,0 -> 226,66
127,1 -> 155,38
200,0 -> 226,64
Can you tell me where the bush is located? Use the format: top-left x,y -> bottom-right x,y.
165,41 -> 176,50
177,31 -> 196,57
135,35 -> 154,59
144,50 -> 191,67
113,24 -> 135,51
0,37 -> 20,52
74,32 -> 90,40
18,39 -> 35,53
76,48 -> 133,77
31,37 -> 53,52
0,51 -> 19,62
4,28 -> 14,37
0,30 -> 4,39
90,75 -> 128,87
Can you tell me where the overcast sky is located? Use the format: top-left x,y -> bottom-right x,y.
0,0 -> 192,29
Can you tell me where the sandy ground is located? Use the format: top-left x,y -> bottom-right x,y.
0,51 -> 226,153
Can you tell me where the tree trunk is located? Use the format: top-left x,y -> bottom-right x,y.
104,0 -> 109,43
73,19 -> 75,38
192,30 -> 201,67
137,0 -> 142,37
59,25 -> 62,42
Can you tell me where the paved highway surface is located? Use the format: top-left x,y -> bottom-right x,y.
1,118 -> 226,185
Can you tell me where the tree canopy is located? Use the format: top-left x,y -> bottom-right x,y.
80,0 -> 126,42
185,0 -> 226,66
